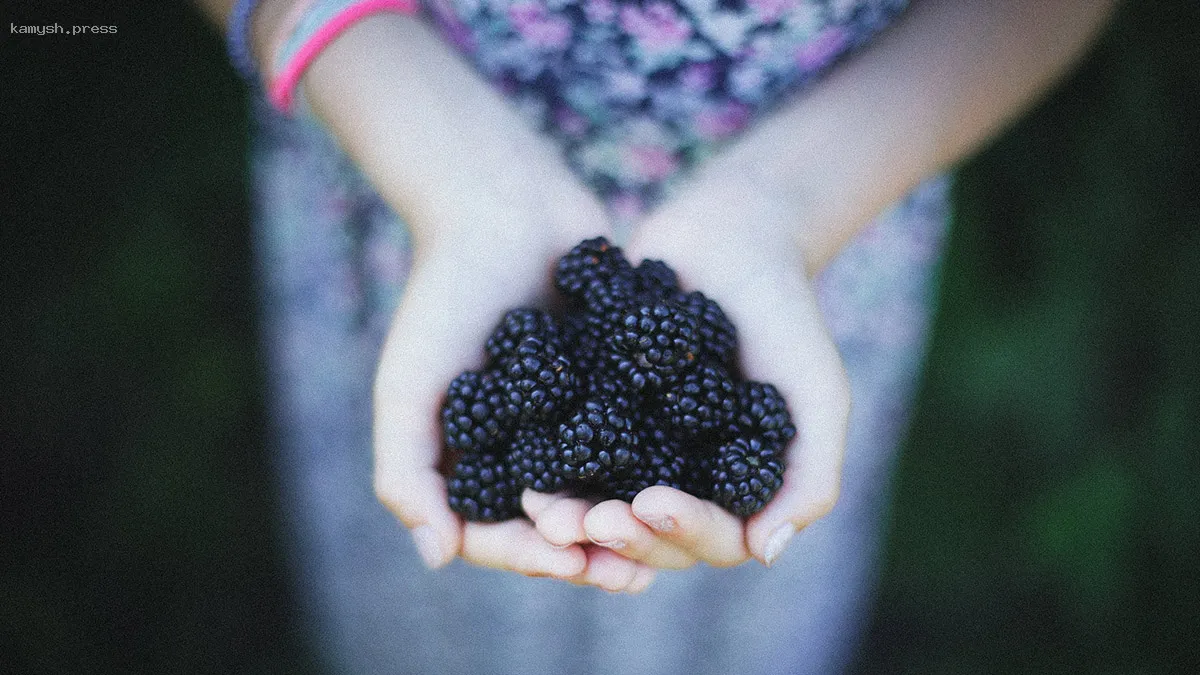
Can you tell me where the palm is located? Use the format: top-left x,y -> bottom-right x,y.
520,173 -> 850,569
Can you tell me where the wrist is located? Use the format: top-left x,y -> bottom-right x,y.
675,149 -> 819,275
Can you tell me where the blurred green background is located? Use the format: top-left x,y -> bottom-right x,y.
2,1 -> 1197,673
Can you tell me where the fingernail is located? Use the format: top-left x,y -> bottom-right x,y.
641,515 -> 676,533
412,525 -> 445,569
550,542 -> 574,551
763,523 -> 795,567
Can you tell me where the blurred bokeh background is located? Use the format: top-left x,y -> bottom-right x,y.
3,1 -> 1197,672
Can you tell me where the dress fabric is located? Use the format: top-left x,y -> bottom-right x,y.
251,1 -> 949,673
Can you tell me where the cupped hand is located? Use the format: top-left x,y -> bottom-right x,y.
523,163 -> 851,570
349,21 -> 658,591
373,206 -> 663,592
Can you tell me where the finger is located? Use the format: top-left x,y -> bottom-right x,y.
461,520 -> 587,578
729,270 -> 849,567
374,243 -> 561,569
375,466 -> 462,569
522,489 -> 592,548
373,255 -> 509,567
624,564 -> 658,595
563,546 -> 643,593
582,500 -> 697,570
630,486 -> 749,567
627,227 -> 849,567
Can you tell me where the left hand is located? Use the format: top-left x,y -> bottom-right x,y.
523,161 -> 852,570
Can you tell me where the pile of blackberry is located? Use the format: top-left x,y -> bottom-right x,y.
442,238 -> 795,522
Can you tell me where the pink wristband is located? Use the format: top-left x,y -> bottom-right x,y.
268,0 -> 419,113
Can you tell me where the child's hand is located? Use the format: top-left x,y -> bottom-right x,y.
320,15 -> 659,593
523,165 -> 850,570
371,203 -> 658,592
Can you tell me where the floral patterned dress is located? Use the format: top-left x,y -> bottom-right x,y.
252,1 -> 949,673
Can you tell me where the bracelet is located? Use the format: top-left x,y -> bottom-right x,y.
226,0 -> 263,82
267,0 -> 419,113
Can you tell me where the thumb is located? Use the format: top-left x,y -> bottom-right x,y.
731,267 -> 850,567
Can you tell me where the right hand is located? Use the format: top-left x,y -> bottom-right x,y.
302,14 -> 657,593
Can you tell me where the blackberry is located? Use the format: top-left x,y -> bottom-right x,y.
678,291 -> 738,366
554,237 -> 632,299
683,453 -> 715,500
710,437 -> 785,517
497,346 -> 577,424
441,371 -> 516,453
508,427 -> 567,493
728,382 -> 797,444
580,277 -> 637,326
439,239 -> 796,522
641,439 -> 689,489
562,313 -> 607,375
658,364 -> 738,439
448,451 -> 523,522
637,411 -> 684,449
606,464 -> 654,502
607,421 -> 690,502
486,308 -> 560,362
563,277 -> 638,374
633,259 -> 679,297
555,399 -> 640,481
581,369 -> 640,407
609,302 -> 700,390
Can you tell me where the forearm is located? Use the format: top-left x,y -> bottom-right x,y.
300,14 -> 602,246
698,0 -> 1119,273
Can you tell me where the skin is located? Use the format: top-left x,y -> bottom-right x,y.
195,0 -> 1118,592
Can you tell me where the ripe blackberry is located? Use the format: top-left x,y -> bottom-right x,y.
580,277 -> 637,325
555,399 -> 640,481
678,291 -> 738,366
497,347 -> 577,424
554,237 -> 632,299
605,419 -> 691,501
508,427 -> 567,493
658,364 -> 738,439
710,437 -> 785,517
486,308 -> 561,362
683,453 -> 715,500
447,451 -> 523,522
633,259 -> 679,297
637,411 -> 684,449
729,382 -> 797,444
441,371 -> 516,453
609,302 -> 700,390
605,462 -> 655,502
562,277 -> 638,374
642,439 -> 689,488
563,316 -> 606,375
581,369 -> 640,408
